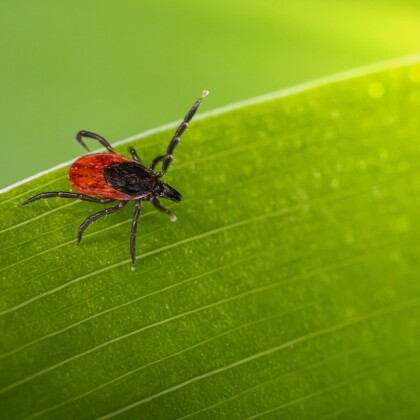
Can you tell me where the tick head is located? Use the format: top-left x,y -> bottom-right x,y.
156,181 -> 182,203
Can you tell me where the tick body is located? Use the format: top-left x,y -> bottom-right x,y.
22,90 -> 209,269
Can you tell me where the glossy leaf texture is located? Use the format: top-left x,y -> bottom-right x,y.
1,57 -> 420,419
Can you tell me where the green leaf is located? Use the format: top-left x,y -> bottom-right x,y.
1,56 -> 420,419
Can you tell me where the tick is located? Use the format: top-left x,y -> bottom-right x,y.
22,90 -> 209,269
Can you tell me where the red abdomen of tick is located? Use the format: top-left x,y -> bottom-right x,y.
69,153 -> 135,200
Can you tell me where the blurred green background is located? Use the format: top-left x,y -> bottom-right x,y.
1,0 -> 420,190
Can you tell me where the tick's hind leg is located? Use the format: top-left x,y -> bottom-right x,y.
151,197 -> 177,221
75,131 -> 115,153
77,200 -> 128,243
130,200 -> 142,269
21,192 -> 115,206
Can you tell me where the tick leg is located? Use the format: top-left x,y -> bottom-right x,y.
75,130 -> 115,153
21,192 -> 115,206
155,90 -> 208,178
149,155 -> 164,170
128,147 -> 142,163
151,197 -> 177,222
130,200 -> 142,268
77,200 -> 128,243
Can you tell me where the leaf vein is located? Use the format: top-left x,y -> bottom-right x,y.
92,300 -> 420,418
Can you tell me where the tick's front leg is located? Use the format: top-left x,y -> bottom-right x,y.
151,197 -> 177,222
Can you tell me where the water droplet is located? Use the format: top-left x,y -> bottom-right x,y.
379,149 -> 389,161
368,82 -> 385,99
371,186 -> 382,199
331,179 -> 340,189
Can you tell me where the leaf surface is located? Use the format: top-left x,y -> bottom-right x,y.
1,57 -> 420,419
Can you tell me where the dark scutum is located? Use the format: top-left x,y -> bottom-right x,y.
104,162 -> 155,196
